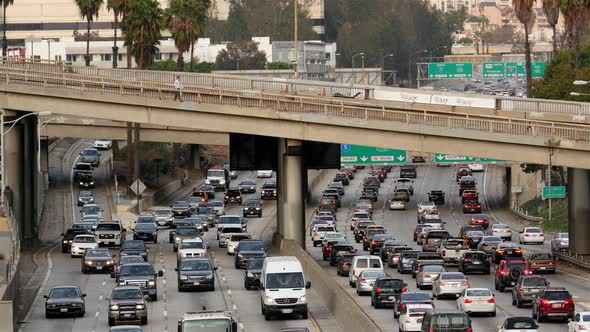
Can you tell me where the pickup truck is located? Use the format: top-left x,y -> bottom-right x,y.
411,252 -> 444,278
528,253 -> 557,274
438,238 -> 470,265
394,178 -> 414,195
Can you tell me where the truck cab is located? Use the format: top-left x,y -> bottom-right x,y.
177,310 -> 238,332
205,167 -> 230,191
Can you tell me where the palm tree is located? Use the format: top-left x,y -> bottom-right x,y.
560,0 -> 588,73
107,0 -> 128,68
542,0 -> 561,58
1,0 -> 14,57
164,0 -> 193,71
513,0 -> 536,97
124,0 -> 162,69
74,0 -> 104,66
189,0 -> 211,71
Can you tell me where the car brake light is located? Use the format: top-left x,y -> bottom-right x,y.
376,288 -> 382,294
393,254 -> 400,258
497,250 -> 505,254
477,205 -> 481,208
402,287 -> 408,292
372,241 -> 378,245
525,234 -> 530,237
463,281 -> 470,286
565,299 -> 574,305
549,262 -> 555,265
463,258 -> 469,263
525,269 -> 533,275
428,329 -> 435,332
464,299 -> 473,303
352,270 -> 355,276
515,250 -> 522,254
487,298 -> 495,303
359,278 -> 366,283
500,270 -> 509,276
400,303 -> 406,310
467,329 -> 473,332
580,326 -> 587,330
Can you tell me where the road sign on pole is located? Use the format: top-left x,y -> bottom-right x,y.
434,154 -> 476,163
130,179 -> 146,196
479,158 -> 505,163
482,62 -> 506,78
428,63 -> 473,79
340,145 -> 407,165
506,62 -> 545,78
542,186 -> 566,199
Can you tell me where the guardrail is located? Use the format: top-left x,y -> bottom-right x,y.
498,97 -> 590,117
510,205 -> 544,222
0,67 -> 589,144
553,250 -> 590,270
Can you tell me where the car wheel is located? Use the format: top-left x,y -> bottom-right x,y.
301,310 -> 308,319
141,316 -> 148,325
209,285 -> 215,291
108,317 -> 115,326
264,310 -> 272,321
45,312 -> 51,319
150,294 -> 157,301
178,286 -> 183,292
82,267 -> 87,274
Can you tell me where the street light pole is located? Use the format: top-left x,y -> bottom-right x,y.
293,0 -> 299,79
361,54 -> 365,84
408,50 -> 427,88
352,53 -> 365,84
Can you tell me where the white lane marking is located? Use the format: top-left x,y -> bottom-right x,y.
163,293 -> 167,301
95,311 -> 100,318
162,268 -> 166,273
233,304 -> 237,311
227,290 -> 232,295
162,279 -> 166,285
99,295 -> 103,301
164,310 -> 168,317
102,281 -> 106,286
222,277 -> 226,281
239,323 -> 245,330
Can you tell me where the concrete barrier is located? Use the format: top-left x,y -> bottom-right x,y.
275,239 -> 382,332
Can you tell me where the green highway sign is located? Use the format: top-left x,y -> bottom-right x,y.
341,144 -> 407,165
482,62 -> 506,78
434,154 -> 476,163
543,186 -> 566,199
506,62 -> 546,78
479,158 -> 505,163
428,63 -> 473,79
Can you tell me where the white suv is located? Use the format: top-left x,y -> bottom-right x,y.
177,238 -> 207,259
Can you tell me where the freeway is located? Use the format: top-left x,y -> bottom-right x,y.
21,146 -> 338,331
305,164 -> 590,332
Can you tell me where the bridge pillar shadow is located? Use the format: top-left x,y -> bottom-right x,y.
568,168 -> 590,255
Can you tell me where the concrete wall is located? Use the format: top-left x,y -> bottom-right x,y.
509,164 -> 543,208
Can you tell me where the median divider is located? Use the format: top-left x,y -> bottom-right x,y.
275,239 -> 382,332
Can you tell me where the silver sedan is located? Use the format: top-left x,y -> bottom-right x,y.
551,232 -> 569,251
432,272 -> 470,299
356,270 -> 387,296
416,265 -> 446,290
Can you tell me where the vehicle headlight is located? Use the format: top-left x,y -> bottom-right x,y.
179,275 -> 188,280
136,304 -> 145,310
85,260 -> 93,265
205,274 -> 213,279
71,303 -> 82,307
205,179 -> 211,184
48,303 -> 57,308
63,240 -> 68,244
118,282 -> 126,286
256,208 -> 260,210
247,272 -> 254,278
79,182 -> 83,185
250,187 -> 254,190
110,305 -> 119,310
298,295 -> 307,303
237,253 -> 243,258
266,296 -> 274,304
105,260 -> 114,265
175,237 -> 180,241
68,240 -> 73,243
219,179 -> 226,184
148,281 -> 156,287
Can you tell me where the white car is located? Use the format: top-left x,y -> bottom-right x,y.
432,272 -> 470,298
70,234 -> 98,257
389,198 -> 406,210
153,208 -> 174,226
487,223 -> 512,240
468,163 -> 484,172
226,233 -> 251,255
93,139 -> 112,149
568,311 -> 590,332
256,170 -> 273,178
311,224 -> 336,247
417,202 -> 437,215
321,232 -> 344,246
457,288 -> 496,316
398,303 -> 433,332
177,238 -> 207,259
518,227 -> 545,245
209,200 -> 225,217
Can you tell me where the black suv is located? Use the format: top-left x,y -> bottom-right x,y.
175,258 -> 216,292
112,263 -> 163,301
234,240 -> 266,269
260,182 -> 277,200
61,228 -> 91,253
400,165 -> 417,178
370,277 -> 407,309
120,240 -> 148,261
224,189 -> 242,205
511,276 -> 550,308
242,199 -> 262,217
244,257 -> 264,290
458,250 -> 490,274
107,286 -> 147,326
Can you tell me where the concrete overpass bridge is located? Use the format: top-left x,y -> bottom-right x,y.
1,58 -> 590,255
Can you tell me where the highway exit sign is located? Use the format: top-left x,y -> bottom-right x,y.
434,154 -> 476,163
479,158 -> 505,163
506,62 -> 545,78
543,186 -> 566,199
482,62 -> 506,78
340,144 -> 407,165
428,63 -> 473,79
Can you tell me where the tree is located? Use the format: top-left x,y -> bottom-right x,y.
215,41 -> 267,70
533,45 -> 590,100
513,0 -> 536,96
164,0 -> 194,71
560,0 -> 588,74
123,0 -> 162,69
107,0 -> 128,68
74,0 -> 105,66
542,0 -> 561,58
1,0 -> 14,57
445,7 -> 469,35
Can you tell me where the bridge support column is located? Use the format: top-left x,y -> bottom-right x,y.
277,139 -> 306,248
568,168 -> 590,255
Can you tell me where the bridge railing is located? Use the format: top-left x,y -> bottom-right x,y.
497,96 -> 590,116
0,67 -> 589,143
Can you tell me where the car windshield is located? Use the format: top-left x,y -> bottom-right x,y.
120,265 -> 155,276
230,235 -> 251,242
466,289 -> 492,297
221,227 -> 242,234
197,207 -> 213,214
154,210 -> 171,215
526,228 -> 542,233
523,278 -> 548,287
112,288 -> 142,300
120,256 -> 144,264
493,224 -> 509,229
50,288 -> 79,298
532,254 -> 553,260
433,314 -> 470,329
75,163 -> 92,171
207,170 -> 225,177
74,236 -> 95,243
85,249 -> 110,258
427,231 -> 450,239
441,273 -> 466,280
508,262 -> 527,270
239,241 -> 265,251
82,205 -> 100,214
262,183 -> 276,189
483,236 -> 502,242
361,271 -> 386,278
181,241 -> 205,249
210,201 -> 223,207
544,291 -> 571,300
135,223 -> 155,231
174,202 -> 189,208
317,226 -> 335,232
181,319 -> 231,332
402,292 -> 431,302
247,259 -> 264,270
467,231 -> 484,237
334,245 -> 354,251
82,149 -> 98,156
583,315 -> 590,322
240,181 -> 255,186
96,224 -> 121,231
219,216 -> 241,224
79,191 -> 92,197
122,241 -> 145,250
176,228 -> 199,236
266,272 -> 304,289
506,319 -> 536,329
378,279 -> 404,288
180,260 -> 211,271
558,233 -> 569,239
137,216 -> 155,223
423,265 -> 445,272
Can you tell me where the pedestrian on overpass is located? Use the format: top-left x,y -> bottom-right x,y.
174,75 -> 184,102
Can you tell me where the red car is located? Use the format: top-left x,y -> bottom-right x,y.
532,288 -> 575,322
468,214 -> 490,229
322,240 -> 346,261
462,190 -> 479,204
495,258 -> 533,292
463,200 -> 482,213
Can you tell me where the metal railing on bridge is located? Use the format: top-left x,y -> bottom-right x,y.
0,66 -> 588,144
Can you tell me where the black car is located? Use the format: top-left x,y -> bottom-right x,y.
369,234 -> 394,255
244,257 -> 264,290
238,180 -> 257,194
494,243 -> 523,263
242,199 -> 262,218
77,190 -> 94,206
260,182 -> 277,200
172,201 -> 192,217
370,277 -> 407,308
80,148 -> 100,167
185,216 -> 208,232
133,223 -> 158,243
175,258 -> 216,292
329,244 -> 356,266
44,286 -> 86,318
81,248 -> 115,274
120,240 -> 148,261
61,228 -> 91,253
458,250 -> 490,274
113,263 -> 163,301
333,173 -> 350,185
224,189 -> 242,205
234,240 -> 266,269
195,206 -> 215,228
336,253 -> 356,277
78,174 -> 95,188
400,165 -> 417,178
393,291 -> 434,318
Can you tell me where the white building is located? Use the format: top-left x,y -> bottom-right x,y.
25,36 -> 273,69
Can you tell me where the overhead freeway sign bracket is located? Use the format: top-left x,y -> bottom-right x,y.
340,144 -> 407,165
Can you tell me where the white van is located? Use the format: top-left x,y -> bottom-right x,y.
260,256 -> 311,321
348,255 -> 384,287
